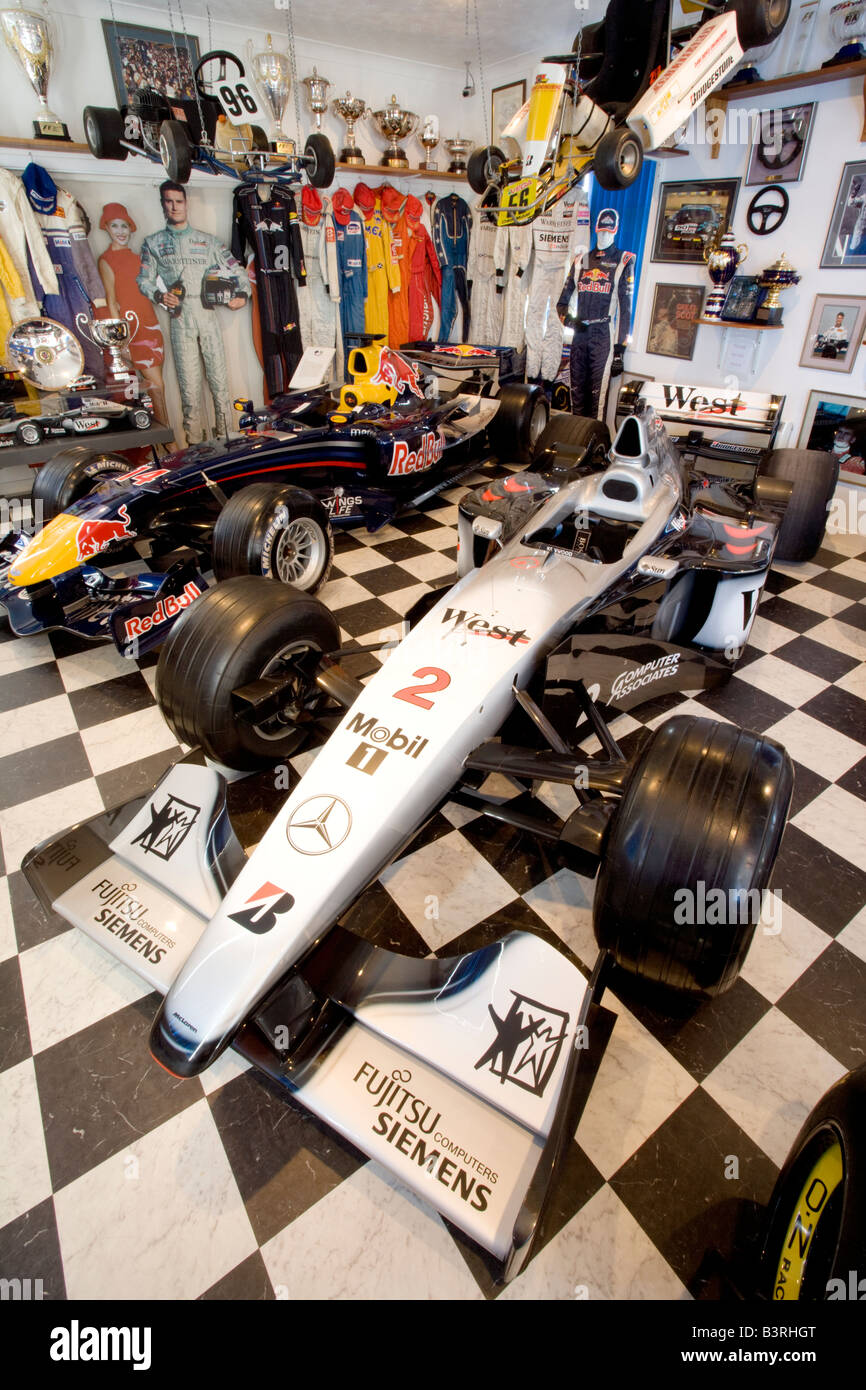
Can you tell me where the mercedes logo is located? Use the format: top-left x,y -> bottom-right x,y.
286,794 -> 352,855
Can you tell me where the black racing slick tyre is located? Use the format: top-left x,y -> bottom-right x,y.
127,407 -> 152,430
15,419 -> 44,446
467,145 -> 505,196
304,133 -> 335,189
212,483 -> 334,593
488,383 -> 549,465
593,126 -> 644,190
759,448 -> 839,562
594,715 -> 793,998
760,1065 -> 866,1301
728,0 -> 790,50
532,413 -> 610,473
156,575 -> 340,769
159,119 -> 193,183
83,106 -> 128,160
31,447 -> 137,520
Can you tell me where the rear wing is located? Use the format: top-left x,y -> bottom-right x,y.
616,380 -> 785,450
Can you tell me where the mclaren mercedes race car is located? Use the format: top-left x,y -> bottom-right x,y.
468,0 -> 790,224
83,49 -> 335,188
0,397 -> 152,449
24,398 -> 798,1281
0,343 -> 547,655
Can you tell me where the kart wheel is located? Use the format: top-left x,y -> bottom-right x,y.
159,120 -> 193,183
304,133 -> 335,189
532,413 -> 610,474
83,106 -> 128,160
127,408 -> 152,431
15,419 -> 44,446
156,575 -> 340,770
594,126 -> 644,191
467,145 -> 505,196
759,448 -> 839,562
488,383 -> 549,465
31,446 -> 136,521
213,483 -> 334,593
594,715 -> 793,998
728,0 -> 790,50
759,1064 -> 866,1301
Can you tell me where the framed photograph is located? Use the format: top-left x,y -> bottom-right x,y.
652,179 -> 740,264
491,81 -> 526,146
645,283 -> 705,359
799,295 -> 866,373
101,20 -> 201,106
820,161 -> 866,269
799,391 -> 866,486
721,275 -> 764,323
745,103 -> 814,185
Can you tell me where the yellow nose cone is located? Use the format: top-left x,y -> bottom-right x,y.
8,515 -> 87,587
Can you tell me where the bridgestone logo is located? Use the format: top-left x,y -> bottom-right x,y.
690,54 -> 734,106
611,654 -> 679,701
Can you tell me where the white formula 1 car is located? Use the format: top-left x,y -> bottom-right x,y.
26,399 -> 809,1280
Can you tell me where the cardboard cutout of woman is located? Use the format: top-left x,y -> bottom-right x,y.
98,203 -> 168,427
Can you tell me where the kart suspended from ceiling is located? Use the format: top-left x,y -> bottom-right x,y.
83,49 -> 335,188
468,0 -> 790,226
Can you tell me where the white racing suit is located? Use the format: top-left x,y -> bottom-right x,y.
137,224 -> 249,443
298,211 -> 342,376
468,205 -> 506,345
496,223 -> 533,351
525,194 -> 589,382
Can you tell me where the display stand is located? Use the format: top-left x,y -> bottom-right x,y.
705,59 -> 866,159
697,317 -> 783,374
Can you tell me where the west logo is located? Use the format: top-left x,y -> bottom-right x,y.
442,607 -> 530,646
661,384 -> 744,416
227,882 -> 295,934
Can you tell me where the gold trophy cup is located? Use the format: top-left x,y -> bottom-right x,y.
0,0 -> 69,139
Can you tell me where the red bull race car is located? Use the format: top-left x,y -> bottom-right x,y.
0,342 -> 547,656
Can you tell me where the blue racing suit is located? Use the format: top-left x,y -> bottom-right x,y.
433,193 -> 472,341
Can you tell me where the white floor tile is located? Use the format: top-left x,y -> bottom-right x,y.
0,1059 -> 52,1227
0,634 -> 56,676
19,929 -> 151,1054
837,905 -> 866,965
380,829 -> 516,950
831,557 -> 866,584
523,867 -> 597,965
56,644 -> 133,693
0,693 -> 77,758
0,778 -> 103,872
740,901 -> 832,1003
791,783 -> 866,870
781,584 -> 852,618
736,654 -> 828,708
399,550 -> 457,583
834,662 -> 866,702
0,875 -> 16,964
80,706 -> 177,777
749,615 -> 799,654
332,547 -> 390,576
764,710 -> 863,780
808,618 -> 866,662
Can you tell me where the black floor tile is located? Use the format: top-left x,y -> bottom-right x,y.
756,595 -> 823,634
800,685 -> 866,744
354,563 -> 422,596
67,672 -> 155,730
333,597 -> 402,638
199,1250 -> 275,1300
0,1197 -> 67,1300
0,663 -> 64,713
788,760 -> 830,819
774,636 -> 859,683
837,754 -> 866,803
0,955 -> 30,1073
835,602 -> 866,633
770,825 -> 866,936
0,734 -> 90,812
778,943 -> 866,1072
811,570 -> 866,602
695,675 -> 792,732
7,870 -> 70,953
341,878 -> 430,957
95,746 -> 183,811
375,536 -> 437,562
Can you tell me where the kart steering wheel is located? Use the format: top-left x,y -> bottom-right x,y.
747,186 -> 789,236
195,49 -> 245,98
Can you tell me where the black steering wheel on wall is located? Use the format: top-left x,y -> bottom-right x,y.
747,186 -> 789,236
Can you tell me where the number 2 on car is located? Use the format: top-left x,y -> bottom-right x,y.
393,668 -> 451,710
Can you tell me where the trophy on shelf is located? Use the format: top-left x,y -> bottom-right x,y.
703,231 -> 748,319
6,317 -> 83,390
247,34 -> 292,153
0,0 -> 69,140
419,114 -> 440,171
822,0 -> 866,66
332,92 -> 369,165
371,95 -> 418,168
75,313 -> 137,386
301,67 -> 331,131
443,136 -> 473,173
755,253 -> 801,325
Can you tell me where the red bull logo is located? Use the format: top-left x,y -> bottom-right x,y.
123,580 -> 202,640
388,429 -> 444,478
371,348 -> 424,400
76,504 -> 134,562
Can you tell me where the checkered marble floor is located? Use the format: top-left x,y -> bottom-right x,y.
1,463 -> 866,1303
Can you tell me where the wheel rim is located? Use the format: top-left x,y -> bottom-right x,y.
85,114 -> 97,149
271,517 -> 326,588
618,139 -> 640,180
253,639 -> 325,741
159,132 -> 171,170
771,1128 -> 845,1301
768,0 -> 787,29
20,424 -> 40,444
529,400 -> 548,447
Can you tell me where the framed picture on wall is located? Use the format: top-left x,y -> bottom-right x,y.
745,103 -> 814,185
799,391 -> 866,486
652,179 -> 740,264
721,275 -> 764,322
799,295 -> 866,373
101,20 -> 201,106
820,161 -> 866,269
645,283 -> 704,359
491,81 -> 526,146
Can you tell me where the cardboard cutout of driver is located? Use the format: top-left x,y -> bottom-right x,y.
137,182 -> 249,444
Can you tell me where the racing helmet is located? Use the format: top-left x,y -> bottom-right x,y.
201,268 -> 242,309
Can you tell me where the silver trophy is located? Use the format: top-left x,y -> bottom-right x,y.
0,0 -> 69,139
332,91 -> 370,165
247,34 -> 291,151
371,94 -> 419,169
420,114 -> 440,171
75,313 -> 137,385
6,317 -> 83,390
443,136 -> 473,173
301,66 -> 331,131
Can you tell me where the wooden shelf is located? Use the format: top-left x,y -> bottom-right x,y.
698,317 -> 782,329
0,135 -> 89,154
706,59 -> 866,157
336,162 -> 466,181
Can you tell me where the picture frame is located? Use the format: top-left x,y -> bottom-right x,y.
652,179 -> 740,264
721,275 -> 764,323
798,390 -> 866,486
645,283 -> 705,360
820,161 -> 866,269
491,80 -> 526,146
799,295 -> 866,374
101,20 -> 201,107
745,103 -> 815,185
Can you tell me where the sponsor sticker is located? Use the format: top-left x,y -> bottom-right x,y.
387,429 -> 444,478
286,795 -> 352,855
441,606 -> 530,646
611,653 -> 680,701
474,991 -> 569,1097
131,794 -> 199,861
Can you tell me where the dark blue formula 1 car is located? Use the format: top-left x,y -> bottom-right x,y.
0,343 -> 550,657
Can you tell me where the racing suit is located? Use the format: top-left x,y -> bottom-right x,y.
355,183 -> 400,341
433,193 -> 472,341
556,243 -> 634,420
406,195 -> 441,342
139,222 -> 249,444
524,194 -> 589,381
332,188 -> 367,357
298,186 -> 340,373
0,235 -> 25,345
28,187 -> 108,382
378,185 -> 411,348
467,203 -> 505,345
497,223 -> 533,351
0,169 -> 57,317
231,184 -> 304,403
